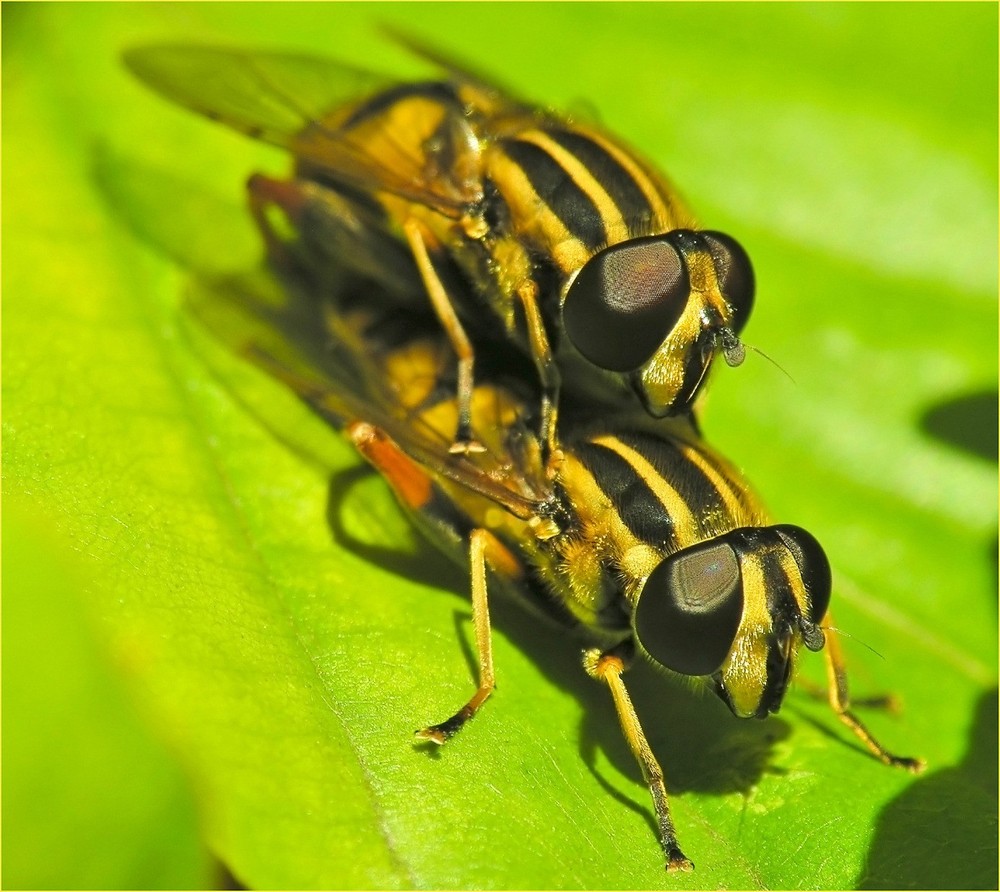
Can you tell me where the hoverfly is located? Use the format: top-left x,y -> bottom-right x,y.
124,41 -> 755,458
182,246 -> 923,871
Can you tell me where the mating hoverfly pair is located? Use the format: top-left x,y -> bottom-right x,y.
127,40 -> 923,872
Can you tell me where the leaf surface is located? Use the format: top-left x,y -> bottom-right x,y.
4,4 -> 996,889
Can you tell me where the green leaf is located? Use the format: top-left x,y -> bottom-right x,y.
4,3 -> 996,889
2,494 -> 210,889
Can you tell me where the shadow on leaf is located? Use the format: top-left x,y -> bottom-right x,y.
920,388 -> 998,464
857,687 -> 998,890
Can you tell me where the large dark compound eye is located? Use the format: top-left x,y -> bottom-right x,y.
701,231 -> 755,333
633,540 -> 745,676
562,236 -> 690,372
774,524 -> 832,627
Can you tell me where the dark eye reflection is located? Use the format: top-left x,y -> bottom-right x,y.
562,236 -> 690,372
562,229 -> 755,380
632,540 -> 745,677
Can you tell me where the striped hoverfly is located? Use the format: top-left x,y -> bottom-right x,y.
124,41 -> 756,459
178,233 -> 923,871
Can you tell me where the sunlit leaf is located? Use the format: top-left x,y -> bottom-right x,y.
4,4 -> 996,889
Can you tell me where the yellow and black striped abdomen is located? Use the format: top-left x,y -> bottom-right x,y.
569,428 -> 765,548
551,426 -> 767,626
483,123 -> 693,276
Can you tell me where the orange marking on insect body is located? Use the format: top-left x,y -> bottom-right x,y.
347,421 -> 433,510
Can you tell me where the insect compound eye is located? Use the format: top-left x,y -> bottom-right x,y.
633,540 -> 745,676
773,524 -> 832,629
562,236 -> 690,373
701,231 -> 755,334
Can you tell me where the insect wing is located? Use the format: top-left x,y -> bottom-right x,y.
124,44 -> 386,149
382,27 -> 535,118
186,266 -> 544,521
126,44 -> 482,216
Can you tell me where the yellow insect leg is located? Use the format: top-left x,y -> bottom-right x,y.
584,649 -> 694,872
403,218 -> 484,455
821,611 -> 925,773
416,528 -> 498,744
515,279 -> 562,470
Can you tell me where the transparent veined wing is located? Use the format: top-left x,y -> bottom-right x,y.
186,264 -> 549,520
125,43 -> 484,216
124,44 -> 387,148
380,27 -> 535,118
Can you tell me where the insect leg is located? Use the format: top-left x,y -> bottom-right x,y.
402,218 -> 484,455
795,674 -> 900,712
516,279 -> 562,469
821,612 -> 925,773
415,527 -> 503,744
347,422 -> 523,744
584,648 -> 694,872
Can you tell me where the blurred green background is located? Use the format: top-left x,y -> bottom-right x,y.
4,3 -> 996,889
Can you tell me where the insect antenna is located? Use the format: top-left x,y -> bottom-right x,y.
743,341 -> 796,386
821,625 -> 885,662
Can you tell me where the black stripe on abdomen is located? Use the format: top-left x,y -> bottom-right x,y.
574,440 -> 677,548
499,138 -> 607,251
613,430 -> 730,522
545,128 -> 654,232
